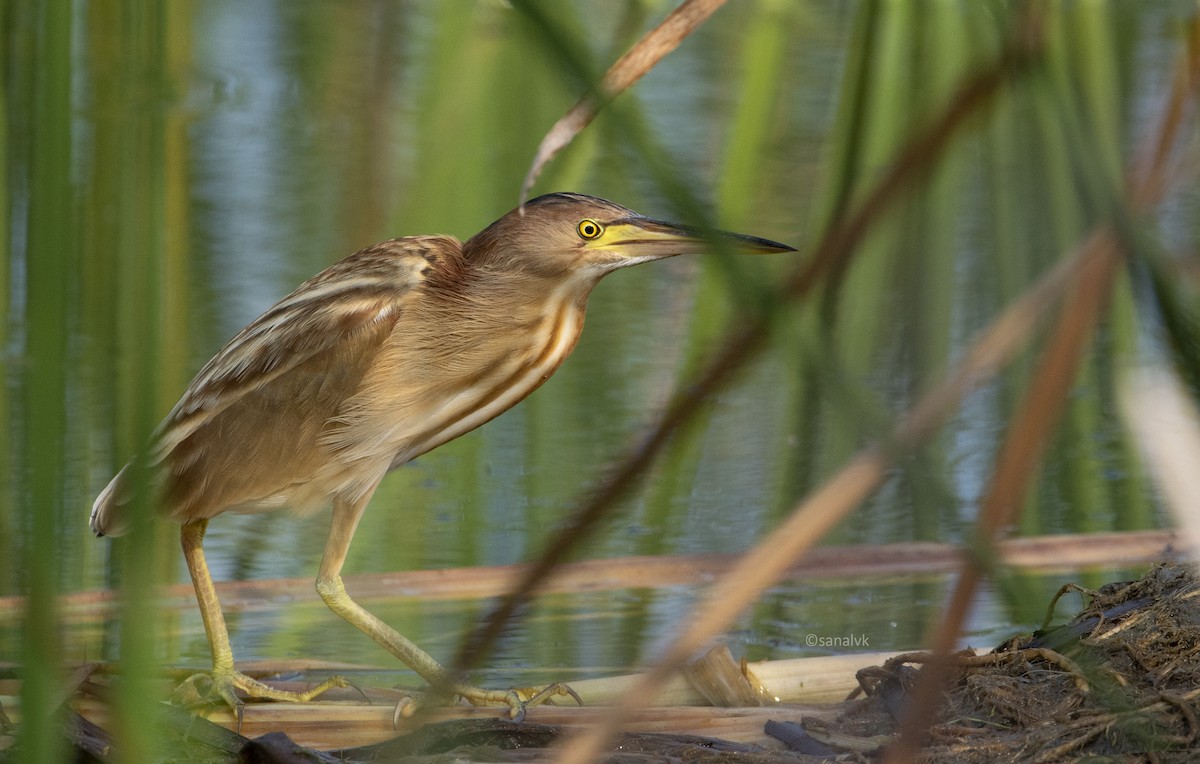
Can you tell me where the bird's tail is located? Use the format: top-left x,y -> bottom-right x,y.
90,464 -> 132,537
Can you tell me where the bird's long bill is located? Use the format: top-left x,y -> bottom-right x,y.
592,217 -> 795,261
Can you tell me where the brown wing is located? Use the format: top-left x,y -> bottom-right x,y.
90,237 -> 455,535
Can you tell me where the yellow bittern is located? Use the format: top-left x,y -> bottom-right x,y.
90,192 -> 793,719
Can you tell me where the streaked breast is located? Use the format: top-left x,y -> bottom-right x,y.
396,295 -> 585,464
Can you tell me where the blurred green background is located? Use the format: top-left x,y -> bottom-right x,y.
5,0 -> 1198,759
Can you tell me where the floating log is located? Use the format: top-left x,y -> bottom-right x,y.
65,697 -> 833,751
6,649 -> 878,751
0,530 -> 1176,625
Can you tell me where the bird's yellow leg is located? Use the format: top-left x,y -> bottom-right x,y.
315,496 -> 580,721
177,519 -> 347,720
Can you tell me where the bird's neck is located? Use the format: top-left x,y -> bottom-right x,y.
482,266 -> 596,323
424,256 -> 591,328
417,260 -> 603,377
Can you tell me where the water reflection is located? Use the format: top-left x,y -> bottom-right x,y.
4,1 -> 1183,689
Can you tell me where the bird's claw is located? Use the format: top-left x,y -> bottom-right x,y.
171,669 -> 349,729
502,682 -> 583,721
502,690 -> 527,722
524,681 -> 583,709
390,680 -> 583,727
391,694 -> 421,728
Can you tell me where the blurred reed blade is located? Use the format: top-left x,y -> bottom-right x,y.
1138,252 -> 1200,396
554,224 -> 1084,764
0,0 -> 13,592
518,0 -> 727,202
1124,22 -> 1200,406
890,228 -> 1124,764
1120,366 -> 1200,554
457,2 -> 1040,694
1129,16 -> 1200,209
85,3 -> 176,762
17,2 -> 74,762
889,16 -> 1200,762
548,9 -> 1058,761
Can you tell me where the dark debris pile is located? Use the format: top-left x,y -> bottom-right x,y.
44,562 -> 1200,763
785,563 -> 1200,762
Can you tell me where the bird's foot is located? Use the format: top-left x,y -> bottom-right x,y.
392,681 -> 582,727
172,669 -> 349,726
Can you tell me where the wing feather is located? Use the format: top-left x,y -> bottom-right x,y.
161,240 -> 436,442
90,237 -> 455,535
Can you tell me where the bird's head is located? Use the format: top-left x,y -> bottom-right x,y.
463,192 -> 794,279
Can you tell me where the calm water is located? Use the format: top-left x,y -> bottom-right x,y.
4,2 -> 1188,690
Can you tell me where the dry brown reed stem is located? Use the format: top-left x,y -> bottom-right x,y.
520,0 -> 728,203
552,38 -> 1054,764
455,29 -> 1040,683
552,217 -> 1083,764
885,20 -> 1200,764
1130,17 -> 1200,210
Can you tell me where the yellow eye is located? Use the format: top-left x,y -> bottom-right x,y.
577,219 -> 603,240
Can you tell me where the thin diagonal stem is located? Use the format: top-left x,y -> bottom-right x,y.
453,7 -> 1040,684
885,18 -> 1200,763
553,230 -> 1084,764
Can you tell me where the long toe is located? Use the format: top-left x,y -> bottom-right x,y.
456,681 -> 583,721
523,681 -> 583,709
172,670 -> 349,717
388,680 -> 583,726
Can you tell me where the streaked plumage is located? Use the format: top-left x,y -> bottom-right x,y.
90,192 -> 793,718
